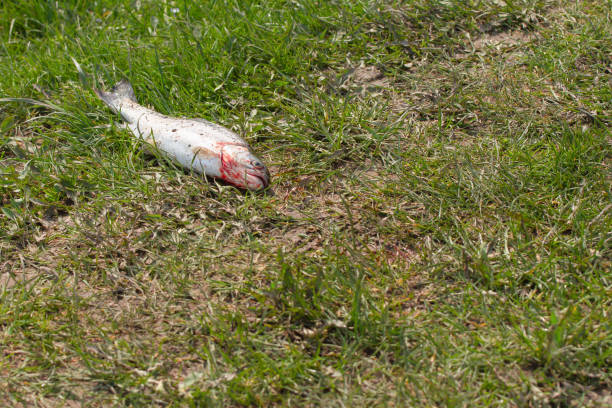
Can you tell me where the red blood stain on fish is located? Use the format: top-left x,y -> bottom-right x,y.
218,142 -> 249,188
220,148 -> 242,186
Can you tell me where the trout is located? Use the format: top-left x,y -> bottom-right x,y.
95,80 -> 270,190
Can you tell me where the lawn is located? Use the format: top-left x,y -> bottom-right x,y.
0,0 -> 610,406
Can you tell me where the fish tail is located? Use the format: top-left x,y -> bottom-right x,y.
94,79 -> 137,113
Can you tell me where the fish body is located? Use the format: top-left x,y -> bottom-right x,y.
95,80 -> 270,190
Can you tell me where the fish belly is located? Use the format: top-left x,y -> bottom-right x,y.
127,121 -> 222,178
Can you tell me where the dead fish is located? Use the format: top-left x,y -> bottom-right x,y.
95,79 -> 270,190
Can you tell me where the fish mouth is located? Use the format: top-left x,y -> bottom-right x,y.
246,171 -> 270,190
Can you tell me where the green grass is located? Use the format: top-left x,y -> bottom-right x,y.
1,0 -> 610,406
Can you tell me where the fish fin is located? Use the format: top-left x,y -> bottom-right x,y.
94,79 -> 137,113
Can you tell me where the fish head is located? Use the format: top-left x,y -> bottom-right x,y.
219,144 -> 270,191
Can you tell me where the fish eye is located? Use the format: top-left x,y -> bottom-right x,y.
251,160 -> 263,168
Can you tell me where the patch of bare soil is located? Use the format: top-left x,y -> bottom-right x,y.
351,65 -> 389,88
324,63 -> 391,98
470,30 -> 535,52
0,265 -> 52,289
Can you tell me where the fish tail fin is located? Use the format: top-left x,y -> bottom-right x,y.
94,79 -> 137,113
